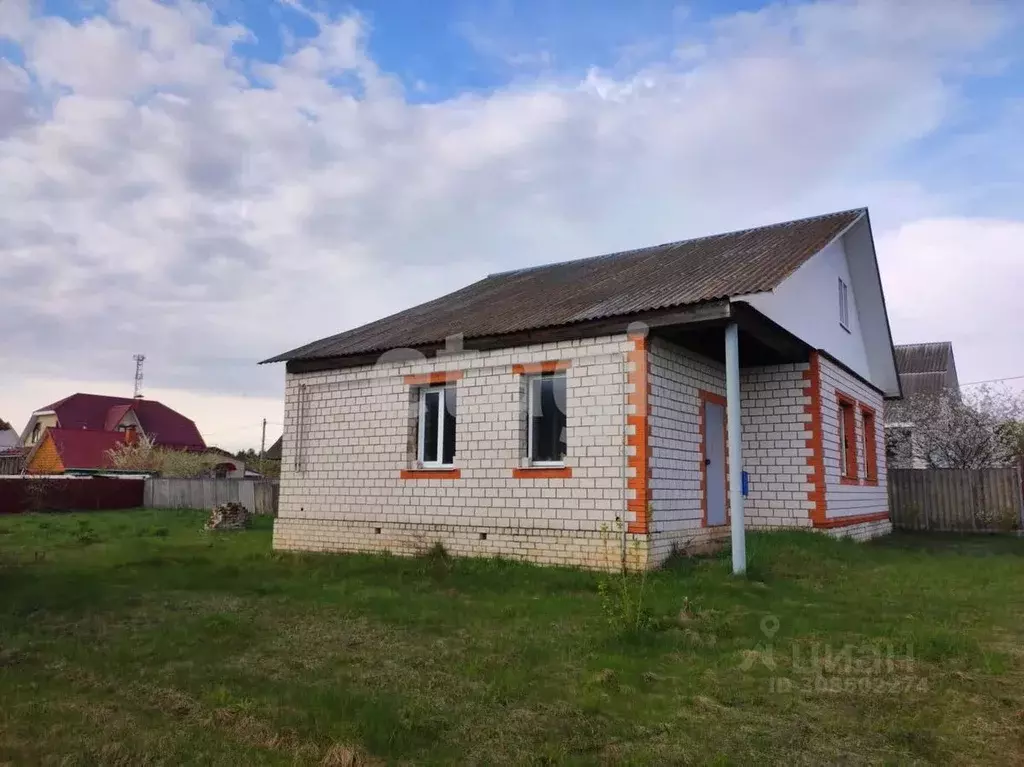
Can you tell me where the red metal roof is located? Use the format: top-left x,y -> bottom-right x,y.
47,429 -> 127,470
40,394 -> 206,450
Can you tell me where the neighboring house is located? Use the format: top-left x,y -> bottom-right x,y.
26,429 -> 128,474
0,419 -> 20,451
265,436 -> 282,461
21,394 -> 206,451
263,208 -> 902,570
0,420 -> 25,474
884,342 -> 960,468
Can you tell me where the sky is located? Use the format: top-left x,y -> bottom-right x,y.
1,0 -> 1022,452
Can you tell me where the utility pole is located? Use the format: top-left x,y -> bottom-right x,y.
259,418 -> 267,475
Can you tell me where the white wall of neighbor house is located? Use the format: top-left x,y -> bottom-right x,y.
274,335 -> 640,569
744,236 -> 872,383
818,355 -> 888,519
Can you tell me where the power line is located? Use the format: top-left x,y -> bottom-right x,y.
960,374 -> 1024,387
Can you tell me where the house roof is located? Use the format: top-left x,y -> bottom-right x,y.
894,342 -> 958,396
894,342 -> 953,375
36,394 -> 206,450
264,209 -> 864,364
46,429 -> 127,470
265,436 -> 282,461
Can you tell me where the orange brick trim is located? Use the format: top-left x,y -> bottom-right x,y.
626,334 -> 650,534
511,360 -> 572,375
512,467 -> 572,479
404,371 -> 464,385
399,469 -> 462,479
860,403 -> 879,486
836,390 -> 859,483
815,511 -> 889,529
698,390 -> 729,527
803,352 -> 827,526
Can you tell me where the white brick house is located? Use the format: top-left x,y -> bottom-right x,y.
265,209 -> 902,569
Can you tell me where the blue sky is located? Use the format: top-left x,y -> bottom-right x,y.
1,0 -> 1022,448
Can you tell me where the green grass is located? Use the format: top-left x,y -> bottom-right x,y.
1,511 -> 1023,765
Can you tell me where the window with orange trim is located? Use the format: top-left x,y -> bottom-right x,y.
837,395 -> 858,482
861,406 -> 878,484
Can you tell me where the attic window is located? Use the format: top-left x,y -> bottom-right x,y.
838,277 -> 850,331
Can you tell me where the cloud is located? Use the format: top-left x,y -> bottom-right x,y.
879,217 -> 1024,384
0,0 -> 1020,447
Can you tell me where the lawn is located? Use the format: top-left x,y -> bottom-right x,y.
1,511 -> 1022,765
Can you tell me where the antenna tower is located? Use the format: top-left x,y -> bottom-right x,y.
133,354 -> 146,398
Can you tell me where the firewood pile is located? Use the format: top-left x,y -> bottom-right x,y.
205,502 -> 251,531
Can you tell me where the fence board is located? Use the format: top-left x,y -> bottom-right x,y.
143,478 -> 278,515
888,468 -> 1023,533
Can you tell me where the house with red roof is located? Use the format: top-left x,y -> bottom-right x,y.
26,429 -> 129,475
21,394 -> 206,474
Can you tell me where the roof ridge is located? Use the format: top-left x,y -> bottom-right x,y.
487,207 -> 867,279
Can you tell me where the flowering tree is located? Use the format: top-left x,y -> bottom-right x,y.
889,384 -> 1024,469
106,433 -> 209,478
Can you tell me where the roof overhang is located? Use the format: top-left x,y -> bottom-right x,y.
283,299 -> 734,374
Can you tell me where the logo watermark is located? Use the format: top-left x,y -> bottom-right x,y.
738,615 -> 927,695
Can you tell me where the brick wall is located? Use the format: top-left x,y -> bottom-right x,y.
274,335 -> 642,570
817,355 -> 889,521
824,518 -> 893,542
27,433 -> 63,474
275,332 -> 891,569
646,338 -> 817,565
740,363 -> 816,529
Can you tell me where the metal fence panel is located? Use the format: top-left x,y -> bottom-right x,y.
888,468 -> 1023,533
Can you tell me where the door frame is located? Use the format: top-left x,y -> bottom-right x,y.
699,390 -> 729,527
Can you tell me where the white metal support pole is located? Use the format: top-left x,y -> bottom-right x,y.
725,322 -> 746,575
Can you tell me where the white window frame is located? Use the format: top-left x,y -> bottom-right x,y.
417,385 -> 455,468
838,276 -> 850,331
527,372 -> 567,467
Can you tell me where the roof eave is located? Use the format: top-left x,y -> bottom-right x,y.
281,299 -> 734,373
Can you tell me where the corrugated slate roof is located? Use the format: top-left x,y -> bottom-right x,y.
265,209 -> 864,363
898,372 -> 949,397
894,342 -> 953,375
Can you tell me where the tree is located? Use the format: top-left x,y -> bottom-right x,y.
107,434 -> 210,478
892,384 -> 1024,469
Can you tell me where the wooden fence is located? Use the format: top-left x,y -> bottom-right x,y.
888,468 -> 1023,533
143,478 -> 279,515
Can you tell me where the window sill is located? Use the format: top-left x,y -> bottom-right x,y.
400,468 -> 461,480
512,466 -> 572,479
862,477 -> 879,487
839,476 -> 860,486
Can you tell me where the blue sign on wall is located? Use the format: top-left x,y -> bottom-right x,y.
741,470 -> 749,497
